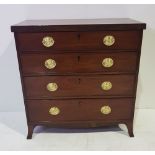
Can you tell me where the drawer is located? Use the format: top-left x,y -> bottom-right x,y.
17,31 -> 141,51
21,52 -> 137,75
24,75 -> 135,99
27,98 -> 133,122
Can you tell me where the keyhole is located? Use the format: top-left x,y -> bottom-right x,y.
77,55 -> 80,63
78,101 -> 81,107
78,78 -> 81,84
77,33 -> 81,40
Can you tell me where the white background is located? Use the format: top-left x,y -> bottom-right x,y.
0,4 -> 155,112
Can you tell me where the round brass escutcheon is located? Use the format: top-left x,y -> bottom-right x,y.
42,36 -> 55,47
102,58 -> 114,68
47,83 -> 58,92
44,59 -> 56,69
49,107 -> 60,115
101,106 -> 111,115
101,81 -> 112,91
103,35 -> 115,46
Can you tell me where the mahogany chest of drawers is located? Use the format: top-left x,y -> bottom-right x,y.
11,18 -> 146,139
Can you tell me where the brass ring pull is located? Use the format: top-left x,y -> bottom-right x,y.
42,36 -> 54,47
45,59 -> 56,69
101,106 -> 111,115
47,83 -> 58,92
101,81 -> 112,90
102,58 -> 114,68
49,107 -> 60,115
103,35 -> 115,46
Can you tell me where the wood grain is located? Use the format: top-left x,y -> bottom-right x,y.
24,75 -> 135,98
11,18 -> 146,138
17,31 -> 141,51
21,52 -> 138,75
11,18 -> 146,32
27,98 -> 133,122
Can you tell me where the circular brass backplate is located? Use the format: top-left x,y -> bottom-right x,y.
49,107 -> 60,115
103,35 -> 115,46
101,106 -> 111,115
101,81 -> 112,91
45,58 -> 56,69
47,83 -> 58,92
102,58 -> 114,68
42,36 -> 54,47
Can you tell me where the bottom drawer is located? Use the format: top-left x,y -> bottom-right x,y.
27,98 -> 134,122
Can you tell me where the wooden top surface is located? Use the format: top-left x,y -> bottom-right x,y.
11,18 -> 146,32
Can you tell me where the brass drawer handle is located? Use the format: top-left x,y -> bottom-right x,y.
103,35 -> 115,46
42,36 -> 54,47
101,106 -> 111,115
102,58 -> 114,68
49,107 -> 60,115
47,83 -> 58,92
101,81 -> 112,90
45,59 -> 56,69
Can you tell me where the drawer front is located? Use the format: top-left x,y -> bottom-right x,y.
17,31 -> 140,51
24,75 -> 135,99
27,98 -> 133,122
21,52 -> 137,75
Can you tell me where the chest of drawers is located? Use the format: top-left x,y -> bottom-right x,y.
11,18 -> 146,139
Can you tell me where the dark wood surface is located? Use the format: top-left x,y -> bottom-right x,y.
17,31 -> 141,51
11,18 -> 146,138
11,18 -> 146,32
27,98 -> 133,122
21,52 -> 137,75
24,75 -> 135,98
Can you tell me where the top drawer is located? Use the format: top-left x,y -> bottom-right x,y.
16,31 -> 141,51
